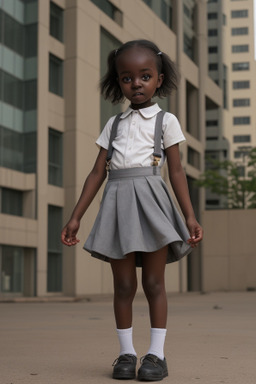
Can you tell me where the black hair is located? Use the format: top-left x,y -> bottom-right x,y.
100,39 -> 179,104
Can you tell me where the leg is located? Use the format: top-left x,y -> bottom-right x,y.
110,252 -> 137,329
138,247 -> 169,381
141,246 -> 168,328
110,254 -> 138,379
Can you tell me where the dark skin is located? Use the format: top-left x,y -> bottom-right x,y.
61,46 -> 203,330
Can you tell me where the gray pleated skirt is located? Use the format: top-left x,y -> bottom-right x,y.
83,167 -> 192,267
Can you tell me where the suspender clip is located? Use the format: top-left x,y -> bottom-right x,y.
152,154 -> 161,166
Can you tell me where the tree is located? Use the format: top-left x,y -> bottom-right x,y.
196,148 -> 256,209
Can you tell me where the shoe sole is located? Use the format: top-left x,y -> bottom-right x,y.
113,372 -> 136,380
138,370 -> 168,381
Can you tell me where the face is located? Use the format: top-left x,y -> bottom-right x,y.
116,47 -> 164,110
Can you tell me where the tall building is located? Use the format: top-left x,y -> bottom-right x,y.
0,0 -> 221,298
206,0 -> 256,209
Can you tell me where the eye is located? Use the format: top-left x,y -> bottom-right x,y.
142,74 -> 151,81
122,76 -> 131,83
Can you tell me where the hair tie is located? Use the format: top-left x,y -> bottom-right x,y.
115,49 -> 119,56
157,51 -> 162,56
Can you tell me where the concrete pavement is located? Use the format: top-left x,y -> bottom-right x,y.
0,292 -> 256,384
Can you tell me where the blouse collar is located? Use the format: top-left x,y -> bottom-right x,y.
120,103 -> 161,119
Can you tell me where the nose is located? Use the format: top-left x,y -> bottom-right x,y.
131,77 -> 141,88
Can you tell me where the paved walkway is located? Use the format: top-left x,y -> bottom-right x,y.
0,292 -> 255,384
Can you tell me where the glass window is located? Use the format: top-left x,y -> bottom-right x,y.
24,23 -> 38,57
233,135 -> 251,143
208,46 -> 218,53
1,188 -> 23,216
91,0 -> 123,26
232,62 -> 249,71
231,27 -> 248,36
209,63 -> 218,71
188,147 -> 200,170
208,13 -> 218,19
233,81 -> 250,89
100,28 -> 121,130
49,53 -> 63,96
3,12 -> 24,56
48,128 -> 63,187
232,45 -> 249,53
0,246 -> 23,293
142,0 -> 173,29
50,1 -> 64,42
1,69 -> 23,110
233,98 -> 250,107
231,10 -> 248,18
0,126 -> 24,171
233,116 -> 250,125
24,80 -> 37,110
48,205 -> 62,292
208,29 -> 218,36
206,120 -> 218,126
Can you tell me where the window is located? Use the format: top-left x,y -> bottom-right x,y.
0,246 -> 23,293
50,1 -> 64,42
208,13 -> 218,19
48,129 -> 63,187
209,63 -> 218,71
208,46 -> 218,53
231,27 -> 248,35
233,135 -> 251,143
0,69 -> 23,109
208,29 -> 218,36
233,81 -> 250,89
91,0 -> 123,26
232,45 -> 249,53
233,116 -> 250,125
231,10 -> 248,18
206,120 -> 218,126
48,205 -> 63,292
187,147 -> 200,170
1,188 -> 23,216
233,98 -> 250,107
142,0 -> 173,29
0,126 -> 23,172
100,28 -> 121,129
232,62 -> 249,71
49,54 -> 63,96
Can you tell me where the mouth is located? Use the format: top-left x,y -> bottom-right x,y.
133,92 -> 144,97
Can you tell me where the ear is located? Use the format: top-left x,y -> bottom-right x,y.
157,73 -> 164,88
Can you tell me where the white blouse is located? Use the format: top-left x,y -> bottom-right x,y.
96,103 -> 185,170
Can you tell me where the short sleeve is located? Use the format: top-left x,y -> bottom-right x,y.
162,113 -> 186,149
96,116 -> 116,150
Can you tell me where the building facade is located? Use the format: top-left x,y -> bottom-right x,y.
0,0 -> 221,298
206,0 -> 256,209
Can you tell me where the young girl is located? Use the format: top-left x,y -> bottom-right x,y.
61,39 -> 203,381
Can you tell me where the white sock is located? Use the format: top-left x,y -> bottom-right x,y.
147,328 -> 167,360
116,327 -> 137,356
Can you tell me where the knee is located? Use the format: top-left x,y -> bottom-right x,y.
142,275 -> 165,299
114,278 -> 137,301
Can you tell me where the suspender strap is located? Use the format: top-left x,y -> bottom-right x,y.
153,110 -> 165,158
106,113 -> 122,168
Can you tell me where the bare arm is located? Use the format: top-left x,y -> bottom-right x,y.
61,147 -> 108,246
165,144 -> 203,247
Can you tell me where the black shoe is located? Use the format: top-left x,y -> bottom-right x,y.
112,354 -> 137,380
138,354 -> 168,381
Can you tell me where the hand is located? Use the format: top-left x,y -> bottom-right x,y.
61,218 -> 80,246
186,217 -> 203,248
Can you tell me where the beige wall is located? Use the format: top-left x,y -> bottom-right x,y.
202,210 -> 256,291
